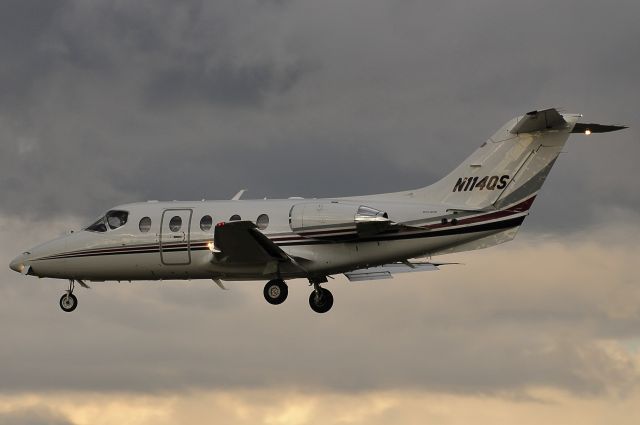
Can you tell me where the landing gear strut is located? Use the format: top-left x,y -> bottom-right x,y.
308,280 -> 333,314
263,279 -> 288,305
59,279 -> 78,312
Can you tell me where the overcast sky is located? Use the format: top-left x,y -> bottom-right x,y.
1,1 -> 639,424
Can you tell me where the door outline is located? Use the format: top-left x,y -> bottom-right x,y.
159,208 -> 193,265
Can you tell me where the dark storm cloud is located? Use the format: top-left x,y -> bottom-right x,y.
0,0 -> 66,111
144,58 -> 306,107
0,0 -> 637,231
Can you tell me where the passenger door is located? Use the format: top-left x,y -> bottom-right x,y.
160,209 -> 193,265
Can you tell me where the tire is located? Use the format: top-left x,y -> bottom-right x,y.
309,288 -> 333,313
59,293 -> 78,312
263,279 -> 288,305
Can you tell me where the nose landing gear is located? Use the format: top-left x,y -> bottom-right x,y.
59,279 -> 89,312
60,279 -> 78,312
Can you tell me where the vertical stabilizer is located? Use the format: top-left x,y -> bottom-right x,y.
410,109 -> 581,210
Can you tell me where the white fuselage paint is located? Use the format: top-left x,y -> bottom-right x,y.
17,197 -> 521,282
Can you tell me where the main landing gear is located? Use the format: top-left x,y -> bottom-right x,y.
263,279 -> 288,305
309,284 -> 333,313
262,277 -> 334,313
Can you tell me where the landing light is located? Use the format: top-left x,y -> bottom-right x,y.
584,129 -> 592,135
207,242 -> 216,252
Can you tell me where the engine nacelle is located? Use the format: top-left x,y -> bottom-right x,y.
289,202 -> 391,240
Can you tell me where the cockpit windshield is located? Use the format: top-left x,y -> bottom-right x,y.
85,210 -> 129,233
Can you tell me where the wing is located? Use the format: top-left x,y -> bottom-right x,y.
344,261 -> 456,282
213,221 -> 290,263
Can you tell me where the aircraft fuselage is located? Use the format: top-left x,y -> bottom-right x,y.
12,196 -> 525,282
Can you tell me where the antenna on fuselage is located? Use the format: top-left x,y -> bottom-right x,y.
231,189 -> 247,201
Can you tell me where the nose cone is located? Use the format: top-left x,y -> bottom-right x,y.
9,255 -> 24,273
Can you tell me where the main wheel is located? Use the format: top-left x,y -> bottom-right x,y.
59,293 -> 78,312
263,279 -> 288,305
309,288 -> 333,313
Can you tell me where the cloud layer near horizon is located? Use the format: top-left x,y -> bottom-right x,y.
2,214 -> 639,397
3,387 -> 640,425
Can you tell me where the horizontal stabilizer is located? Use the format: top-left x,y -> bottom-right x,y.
510,108 -> 567,134
571,123 -> 628,134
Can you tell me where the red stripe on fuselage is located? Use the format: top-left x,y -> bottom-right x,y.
34,196 -> 536,260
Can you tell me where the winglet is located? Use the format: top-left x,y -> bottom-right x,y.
231,189 -> 247,201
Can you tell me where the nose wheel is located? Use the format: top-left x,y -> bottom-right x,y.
59,279 -> 80,312
60,293 -> 78,312
263,279 -> 288,305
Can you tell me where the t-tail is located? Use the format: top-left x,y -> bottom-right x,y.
412,108 -> 626,213
373,108 -> 627,254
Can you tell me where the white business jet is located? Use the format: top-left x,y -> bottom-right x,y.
9,109 -> 626,313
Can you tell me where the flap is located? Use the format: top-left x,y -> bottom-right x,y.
344,261 -> 443,282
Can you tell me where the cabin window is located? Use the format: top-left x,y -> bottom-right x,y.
200,215 -> 213,231
139,217 -> 152,233
85,210 -> 129,233
169,216 -> 182,232
256,214 -> 269,230
229,214 -> 241,221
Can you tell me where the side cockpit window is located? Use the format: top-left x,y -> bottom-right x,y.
106,210 -> 128,230
85,210 -> 129,233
